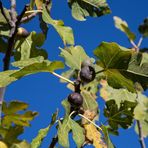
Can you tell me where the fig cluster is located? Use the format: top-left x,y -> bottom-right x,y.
67,59 -> 96,110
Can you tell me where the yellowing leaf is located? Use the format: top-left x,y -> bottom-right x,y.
113,16 -> 136,41
0,141 -> 8,148
84,124 -> 106,148
10,140 -> 31,148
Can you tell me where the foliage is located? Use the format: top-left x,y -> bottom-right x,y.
0,0 -> 147,148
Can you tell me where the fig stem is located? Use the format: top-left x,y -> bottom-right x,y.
95,69 -> 105,74
51,72 -> 74,85
25,10 -> 42,14
78,114 -> 102,131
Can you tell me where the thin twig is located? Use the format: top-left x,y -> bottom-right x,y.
25,10 -> 42,14
137,37 -> 143,48
20,12 -> 37,23
95,69 -> 105,74
78,114 -> 102,131
130,40 -> 139,51
0,1 -> 11,26
137,120 -> 146,148
50,72 -> 74,85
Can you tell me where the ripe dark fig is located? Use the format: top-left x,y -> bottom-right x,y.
68,92 -> 83,107
80,66 -> 96,83
81,59 -> 92,68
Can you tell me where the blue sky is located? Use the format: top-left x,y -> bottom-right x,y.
1,0 -> 148,147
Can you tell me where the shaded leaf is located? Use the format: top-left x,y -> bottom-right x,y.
1,126 -> 24,146
42,5 -> 74,45
2,111 -> 38,127
138,18 -> 148,37
113,16 -> 136,41
94,42 -> 148,92
124,52 -> 148,90
2,101 -> 28,114
68,0 -> 111,21
31,110 -> 58,148
104,100 -> 136,130
0,37 -> 7,54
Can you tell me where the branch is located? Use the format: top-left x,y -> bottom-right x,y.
3,4 -> 28,71
48,135 -> 58,148
137,120 -> 146,148
20,12 -> 37,23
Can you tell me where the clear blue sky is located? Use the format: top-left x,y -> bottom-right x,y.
1,0 -> 148,148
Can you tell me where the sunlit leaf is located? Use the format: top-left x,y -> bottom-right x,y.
10,141 -> 31,148
0,58 -> 64,87
29,0 -> 35,10
60,46 -> 89,70
14,32 -> 47,61
0,7 -> 10,36
101,125 -> 114,148
42,5 -> 74,45
113,16 -> 136,41
31,110 -> 58,148
71,120 -> 85,148
134,94 -> 148,121
0,70 -> 17,87
68,0 -> 111,21
100,80 -> 136,108
81,90 -> 98,111
58,100 -> 85,148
